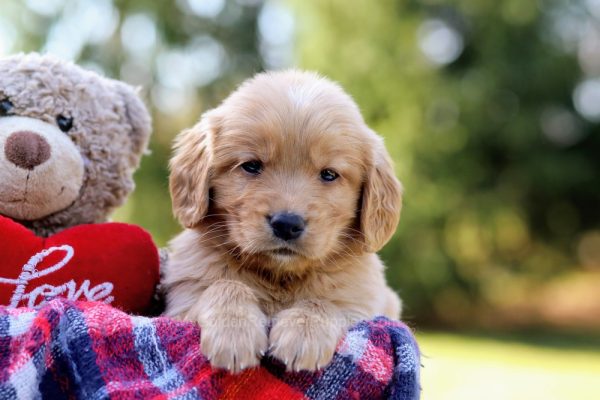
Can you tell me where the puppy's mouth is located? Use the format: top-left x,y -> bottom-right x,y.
267,247 -> 301,258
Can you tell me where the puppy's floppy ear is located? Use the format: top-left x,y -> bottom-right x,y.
169,110 -> 220,228
360,133 -> 403,252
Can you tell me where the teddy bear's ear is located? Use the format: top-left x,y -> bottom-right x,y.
114,82 -> 152,166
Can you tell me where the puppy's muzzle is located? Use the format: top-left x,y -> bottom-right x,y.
269,212 -> 305,241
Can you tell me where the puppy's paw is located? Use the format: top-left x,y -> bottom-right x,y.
200,312 -> 268,374
269,306 -> 343,372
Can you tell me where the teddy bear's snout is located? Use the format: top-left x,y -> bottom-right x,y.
4,131 -> 51,170
0,115 -> 85,221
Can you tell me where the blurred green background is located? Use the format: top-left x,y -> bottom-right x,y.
2,0 -> 599,398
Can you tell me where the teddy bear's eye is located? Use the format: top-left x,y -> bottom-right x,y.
56,115 -> 74,132
0,99 -> 14,116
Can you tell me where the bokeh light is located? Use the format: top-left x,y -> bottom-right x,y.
43,0 -> 117,60
540,106 -> 584,146
573,78 -> 600,122
417,19 -> 464,66
25,0 -> 64,17
259,1 -> 295,69
185,0 -> 225,18
121,13 -> 157,57
0,17 -> 16,56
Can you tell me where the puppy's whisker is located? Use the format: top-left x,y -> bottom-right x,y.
337,233 -> 363,248
197,223 -> 231,236
341,227 -> 364,238
200,226 -> 230,236
195,231 -> 231,243
197,231 -> 229,241
196,225 -> 229,235
203,213 -> 233,219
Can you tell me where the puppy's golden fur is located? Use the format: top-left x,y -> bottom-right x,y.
164,70 -> 403,373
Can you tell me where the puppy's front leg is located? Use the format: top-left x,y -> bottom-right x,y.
269,300 -> 352,372
189,280 -> 268,373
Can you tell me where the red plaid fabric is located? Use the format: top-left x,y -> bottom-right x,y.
0,300 -> 420,399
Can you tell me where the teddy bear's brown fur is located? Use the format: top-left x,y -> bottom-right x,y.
0,53 -> 151,237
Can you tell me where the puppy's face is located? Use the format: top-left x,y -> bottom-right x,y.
170,71 -> 402,273
210,100 -> 365,265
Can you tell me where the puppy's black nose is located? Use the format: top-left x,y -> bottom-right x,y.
269,213 -> 305,241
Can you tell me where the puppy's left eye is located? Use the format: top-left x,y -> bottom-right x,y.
320,169 -> 339,182
56,115 -> 74,132
241,160 -> 263,175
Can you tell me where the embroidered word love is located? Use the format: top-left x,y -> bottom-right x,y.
0,245 -> 114,308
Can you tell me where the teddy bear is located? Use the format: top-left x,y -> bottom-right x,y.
0,53 -> 160,315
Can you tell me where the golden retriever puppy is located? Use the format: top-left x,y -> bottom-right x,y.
164,70 -> 402,373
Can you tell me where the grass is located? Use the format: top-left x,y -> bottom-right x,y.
416,330 -> 600,400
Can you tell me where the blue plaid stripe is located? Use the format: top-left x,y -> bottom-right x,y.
59,305 -> 108,400
132,316 -> 200,399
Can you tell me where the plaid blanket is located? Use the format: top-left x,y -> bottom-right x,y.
0,300 -> 420,399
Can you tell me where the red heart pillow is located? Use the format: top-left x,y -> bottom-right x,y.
0,215 -> 159,314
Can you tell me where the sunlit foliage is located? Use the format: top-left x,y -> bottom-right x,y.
1,0 -> 598,328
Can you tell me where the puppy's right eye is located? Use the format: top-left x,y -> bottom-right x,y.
0,99 -> 14,116
241,160 -> 263,175
320,168 -> 339,182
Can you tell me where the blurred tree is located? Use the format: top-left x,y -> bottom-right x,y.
2,0 -> 599,329
291,0 -> 600,327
